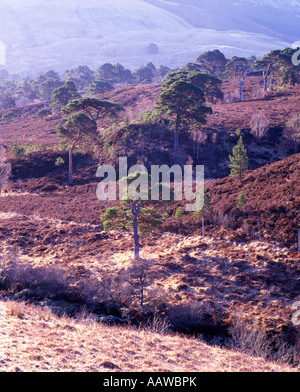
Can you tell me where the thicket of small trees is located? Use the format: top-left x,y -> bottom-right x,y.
0,61 -> 172,113
0,45 -> 298,114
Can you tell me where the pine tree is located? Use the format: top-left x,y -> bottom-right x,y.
253,49 -> 287,92
57,98 -> 123,184
229,136 -> 249,180
156,71 -> 212,151
100,172 -> 169,260
56,113 -> 97,184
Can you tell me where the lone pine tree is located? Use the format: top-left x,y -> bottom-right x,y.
101,172 -> 169,260
156,71 -> 212,151
56,113 -> 97,184
57,97 -> 124,184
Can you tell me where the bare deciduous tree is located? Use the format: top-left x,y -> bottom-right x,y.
125,258 -> 155,313
191,129 -> 208,161
284,114 -> 300,153
0,145 -> 11,192
250,113 -> 270,144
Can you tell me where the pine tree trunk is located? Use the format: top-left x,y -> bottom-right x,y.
263,72 -> 268,92
140,278 -> 145,313
69,147 -> 74,184
68,138 -> 81,185
132,200 -> 140,260
239,79 -> 244,102
174,114 -> 180,151
133,216 -> 140,259
263,65 -> 271,93
131,198 -> 143,260
239,169 -> 242,181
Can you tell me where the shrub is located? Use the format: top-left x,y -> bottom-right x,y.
136,110 -> 162,125
55,156 -> 65,167
236,191 -> 248,210
143,313 -> 171,335
10,139 -> 25,158
10,140 -> 44,158
6,303 -> 25,319
250,112 -> 270,144
166,301 -> 222,335
23,143 -> 44,155
174,206 -> 184,220
1,110 -> 18,123
36,108 -> 52,119
228,314 -> 299,364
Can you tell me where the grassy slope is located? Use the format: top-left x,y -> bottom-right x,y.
0,301 -> 297,372
206,152 -> 300,247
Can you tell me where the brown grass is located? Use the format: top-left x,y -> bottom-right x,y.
0,300 -> 297,372
0,214 -> 299,366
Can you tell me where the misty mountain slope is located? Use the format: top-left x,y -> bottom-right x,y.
0,0 -> 297,76
144,0 -> 300,41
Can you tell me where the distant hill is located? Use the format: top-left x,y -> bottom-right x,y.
145,0 -> 300,41
0,0 -> 298,76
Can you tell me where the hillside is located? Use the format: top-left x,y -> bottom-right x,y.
2,76 -> 299,142
0,151 -> 299,369
206,153 -> 300,246
1,76 -> 299,179
208,77 -> 300,131
2,150 -> 299,246
0,84 -> 162,147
